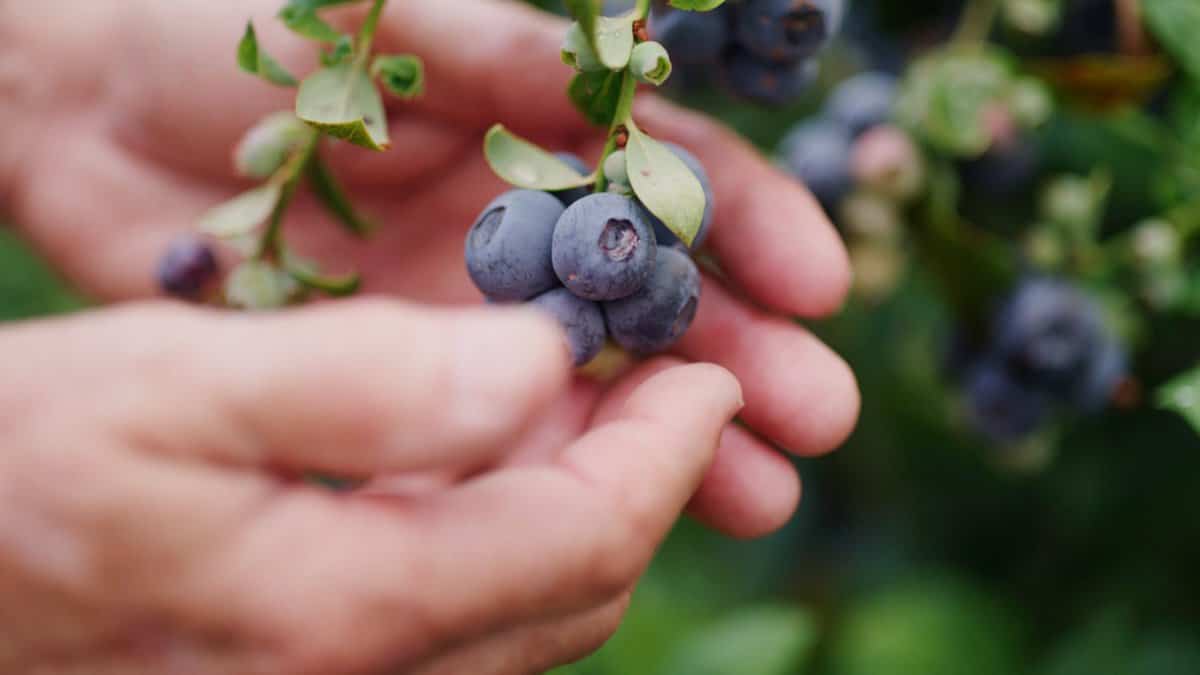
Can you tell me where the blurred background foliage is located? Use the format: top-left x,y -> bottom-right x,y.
3,0 -> 1199,673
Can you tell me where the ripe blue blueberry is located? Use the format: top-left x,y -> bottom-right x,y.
963,360 -> 1050,444
158,235 -> 218,300
552,152 -> 592,206
779,117 -> 854,207
553,193 -> 657,300
722,47 -> 819,107
604,246 -> 701,354
992,279 -> 1117,400
824,71 -> 898,138
650,142 -> 714,250
650,9 -> 730,66
529,287 -> 608,366
734,0 -> 830,64
465,189 -> 564,302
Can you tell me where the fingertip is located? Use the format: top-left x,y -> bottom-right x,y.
626,362 -> 744,425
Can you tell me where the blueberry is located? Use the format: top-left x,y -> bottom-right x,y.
963,360 -> 1050,444
650,9 -> 730,66
992,278 -> 1112,399
465,189 -> 564,302
824,71 -> 898,138
779,117 -> 854,207
552,152 -> 592,206
721,47 -> 819,107
158,235 -> 218,300
604,246 -> 701,354
649,142 -> 714,250
553,193 -> 658,300
733,0 -> 829,64
529,287 -> 608,366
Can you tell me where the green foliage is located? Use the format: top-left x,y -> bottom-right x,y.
659,606 -> 818,675
0,229 -> 84,320
483,125 -> 594,190
371,54 -> 424,98
1157,366 -> 1200,434
296,63 -> 389,150
307,154 -> 374,236
625,126 -> 706,246
237,23 -> 298,86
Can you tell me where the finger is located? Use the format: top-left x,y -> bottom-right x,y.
185,364 -> 741,672
410,593 -> 631,675
591,358 -> 801,538
678,276 -> 861,456
688,425 -> 802,539
6,300 -> 569,476
636,97 -> 852,318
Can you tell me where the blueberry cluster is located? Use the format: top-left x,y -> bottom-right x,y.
652,0 -> 842,106
779,71 -> 904,210
962,278 -> 1127,444
465,144 -> 709,366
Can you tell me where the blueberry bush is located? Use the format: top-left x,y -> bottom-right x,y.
3,0 -> 1200,673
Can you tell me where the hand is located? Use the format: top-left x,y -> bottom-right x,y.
0,300 -> 746,674
1,0 -> 858,462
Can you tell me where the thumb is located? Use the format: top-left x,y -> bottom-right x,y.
7,299 -> 571,476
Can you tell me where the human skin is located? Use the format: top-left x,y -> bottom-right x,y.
0,1 -> 860,672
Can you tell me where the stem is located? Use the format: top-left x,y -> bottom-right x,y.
258,130 -> 322,260
355,0 -> 388,67
952,0 -> 1000,46
593,72 -> 640,193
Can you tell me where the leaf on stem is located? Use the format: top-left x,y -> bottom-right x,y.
307,154 -> 374,237
667,0 -> 728,9
237,23 -> 298,87
296,63 -> 390,150
568,70 -> 623,125
371,54 -> 425,98
625,126 -> 706,247
483,125 -> 594,190
1158,365 -> 1200,436
278,0 -> 368,42
198,184 -> 283,239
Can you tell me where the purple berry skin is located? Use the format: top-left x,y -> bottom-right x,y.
964,360 -> 1050,444
650,9 -> 730,65
466,189 -> 565,302
733,0 -> 829,64
780,118 -> 854,208
650,143 -> 715,250
553,193 -> 658,301
552,152 -> 592,207
722,47 -> 819,107
824,71 -> 898,138
529,287 -> 608,366
158,235 -> 218,300
992,279 -> 1122,403
604,246 -> 701,354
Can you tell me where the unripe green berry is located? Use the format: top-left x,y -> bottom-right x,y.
225,261 -> 302,310
630,41 -> 672,86
603,150 -> 629,187
233,112 -> 308,180
562,23 -> 606,72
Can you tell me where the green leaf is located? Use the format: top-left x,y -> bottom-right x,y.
625,126 -> 706,247
321,35 -> 355,67
1158,365 -> 1200,436
667,0 -> 727,9
483,125 -> 594,190
1143,0 -> 1200,82
296,63 -> 389,150
659,606 -> 817,675
282,252 -> 361,297
278,0 -> 369,42
237,23 -> 297,87
307,154 -> 374,237
198,184 -> 282,239
371,54 -> 424,98
568,70 -> 623,125
592,15 -> 636,70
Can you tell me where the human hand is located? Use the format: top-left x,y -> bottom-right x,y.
0,300 -> 750,674
2,0 -> 857,461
